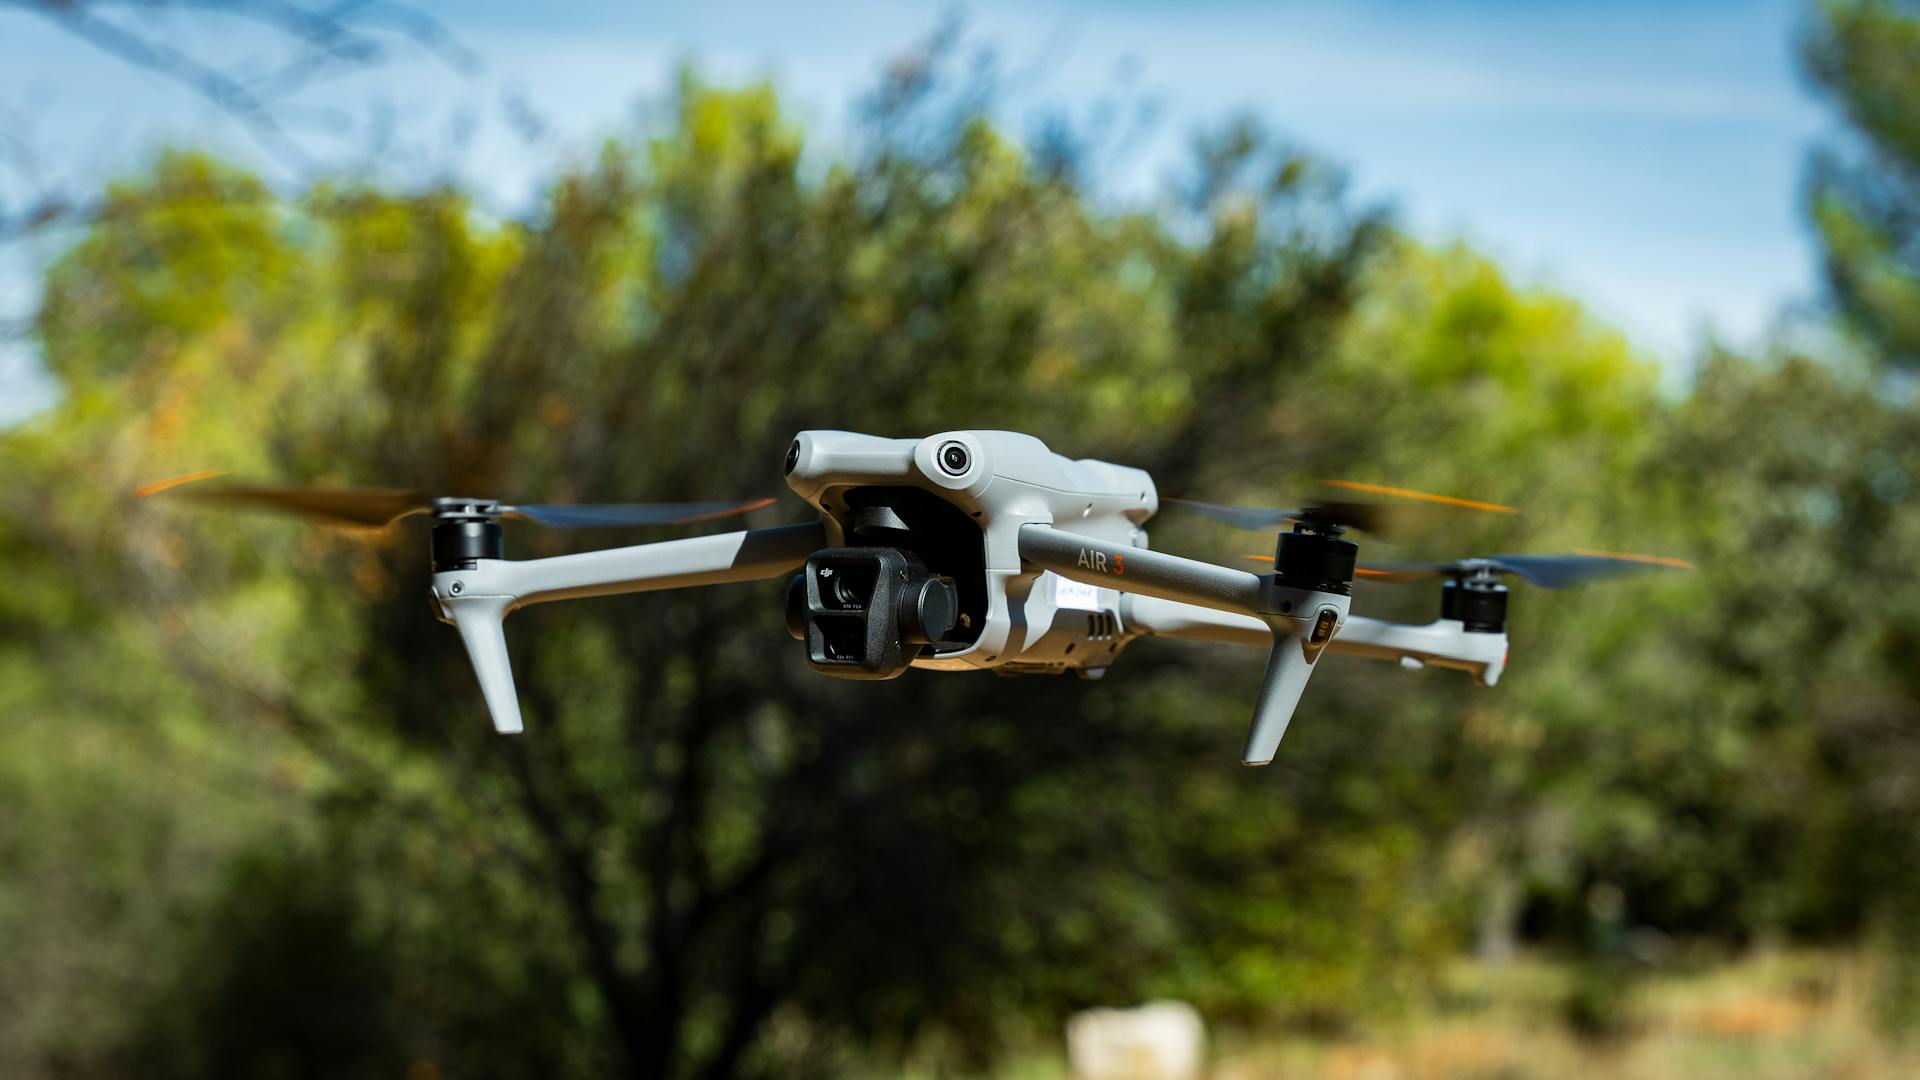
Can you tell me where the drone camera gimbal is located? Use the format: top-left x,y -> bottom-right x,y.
787,546 -> 960,678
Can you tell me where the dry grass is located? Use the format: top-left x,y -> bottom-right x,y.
1210,950 -> 1918,1080
880,950 -> 1920,1079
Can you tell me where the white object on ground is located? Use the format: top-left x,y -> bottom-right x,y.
1066,1000 -> 1206,1080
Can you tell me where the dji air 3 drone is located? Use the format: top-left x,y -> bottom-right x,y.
142,430 -> 1689,765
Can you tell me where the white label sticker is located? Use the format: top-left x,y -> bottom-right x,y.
1053,575 -> 1102,612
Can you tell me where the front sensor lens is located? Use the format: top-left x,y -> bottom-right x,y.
937,441 -> 971,476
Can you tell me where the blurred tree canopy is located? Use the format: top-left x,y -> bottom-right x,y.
1805,0 -> 1920,369
1804,0 -> 1920,1028
0,14 -> 1918,1078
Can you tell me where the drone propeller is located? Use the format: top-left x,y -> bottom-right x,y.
135,472 -> 776,530
1351,550 -> 1695,588
502,500 -> 777,528
1165,480 -> 1515,538
1162,497 -> 1393,535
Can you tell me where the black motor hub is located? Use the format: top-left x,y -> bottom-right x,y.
1271,525 -> 1359,595
430,498 -> 505,572
1441,577 -> 1509,633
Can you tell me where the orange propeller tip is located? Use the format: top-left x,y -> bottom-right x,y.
673,495 -> 778,524
134,469 -> 227,498
1248,558 -> 1403,578
1322,479 -> 1518,514
1571,548 -> 1697,571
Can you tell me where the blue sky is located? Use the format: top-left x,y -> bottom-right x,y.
0,0 -> 1831,423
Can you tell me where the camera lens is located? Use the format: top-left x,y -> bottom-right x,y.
937,441 -> 971,476
784,440 -> 801,475
831,573 -> 862,608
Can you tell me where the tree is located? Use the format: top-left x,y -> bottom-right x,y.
14,27 -> 1913,1078
1803,0 -> 1920,1030
1804,0 -> 1920,369
2,73 -> 1426,1076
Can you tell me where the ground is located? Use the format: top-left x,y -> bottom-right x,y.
945,950 -> 1920,1080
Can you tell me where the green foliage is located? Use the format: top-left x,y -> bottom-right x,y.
1805,0 -> 1920,368
1804,0 -> 1920,1035
3,58 -> 1920,1080
115,845 -> 408,1080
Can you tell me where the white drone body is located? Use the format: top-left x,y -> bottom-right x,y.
426,429 -> 1510,765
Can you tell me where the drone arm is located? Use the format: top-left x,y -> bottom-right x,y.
1327,616 -> 1509,686
1016,524 -> 1267,616
445,594 -> 523,733
431,522 -> 827,733
1118,594 -> 1270,647
1120,594 -> 1508,687
1019,525 -> 1341,766
454,521 -> 829,607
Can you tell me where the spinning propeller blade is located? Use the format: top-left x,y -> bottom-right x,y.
1242,555 -> 1425,581
1163,497 -> 1395,535
146,479 -> 434,527
138,472 -> 774,530
1357,550 -> 1695,588
504,498 -> 776,528
1320,480 -> 1518,515
1167,481 -> 1513,537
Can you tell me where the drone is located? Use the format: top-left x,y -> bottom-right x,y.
140,430 -> 1690,765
